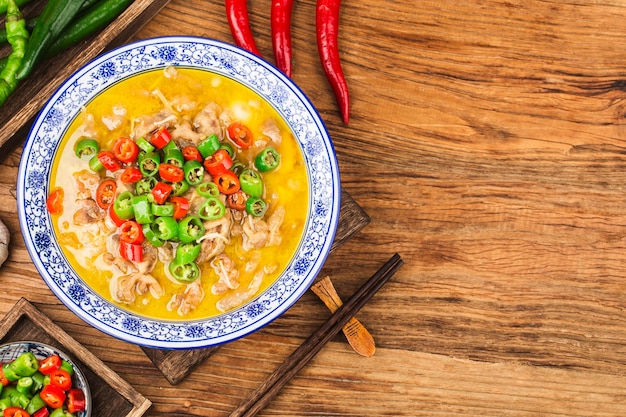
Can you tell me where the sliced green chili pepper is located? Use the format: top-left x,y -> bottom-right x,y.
183,159 -> 204,186
135,176 -> 157,195
239,168 -> 264,197
170,180 -> 190,197
13,391 -> 30,408
74,137 -> 99,159
162,139 -> 178,153
178,216 -> 205,243
175,241 -> 201,264
30,371 -> 45,393
1,364 -> 18,382
142,223 -> 164,247
139,151 -> 160,177
196,181 -> 219,198
88,154 -> 104,172
113,191 -> 134,220
219,142 -> 235,158
59,360 -> 74,376
151,202 -> 175,217
25,391 -> 47,414
10,352 -> 39,377
15,377 -> 32,394
131,194 -> 154,224
0,397 -> 11,411
169,259 -> 200,283
154,216 -> 179,240
50,407 -> 75,417
135,136 -> 154,153
246,196 -> 268,217
198,196 -> 226,220
197,134 -> 220,158
230,161 -> 246,176
255,146 -> 281,172
164,147 -> 184,167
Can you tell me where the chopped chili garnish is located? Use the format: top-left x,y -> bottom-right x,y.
46,187 -> 64,215
214,170 -> 241,195
182,145 -> 203,162
170,196 -> 190,220
95,179 -> 117,209
120,221 -> 145,244
112,137 -> 139,163
150,126 -> 171,149
120,167 -> 143,183
97,150 -> 122,171
158,163 -> 184,183
204,148 -> 233,175
227,122 -> 254,148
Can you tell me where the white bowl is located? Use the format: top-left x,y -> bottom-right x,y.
0,341 -> 91,416
17,36 -> 340,349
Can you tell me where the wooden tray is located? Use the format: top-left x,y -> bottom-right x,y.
142,188 -> 371,384
0,0 -> 172,160
0,298 -> 151,417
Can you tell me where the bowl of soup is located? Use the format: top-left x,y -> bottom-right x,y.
17,36 -> 340,349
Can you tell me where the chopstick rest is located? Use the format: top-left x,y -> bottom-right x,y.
228,253 -> 404,417
311,275 -> 376,357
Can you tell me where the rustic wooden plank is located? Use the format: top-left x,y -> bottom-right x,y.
0,0 -> 172,160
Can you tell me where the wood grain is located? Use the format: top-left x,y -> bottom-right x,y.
1,0 -> 626,415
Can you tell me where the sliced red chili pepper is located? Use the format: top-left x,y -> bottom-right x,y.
38,354 -> 61,375
32,408 -> 48,417
271,0 -> 294,77
49,368 -> 72,391
108,204 -> 125,227
120,221 -> 145,244
120,167 -> 142,184
227,122 -> 254,148
316,0 -> 350,125
203,149 -> 233,175
4,407 -> 30,417
95,179 -> 117,209
158,163 -> 184,183
170,196 -> 190,220
120,240 -> 143,262
46,187 -> 64,215
97,150 -> 122,171
227,189 -> 248,210
112,137 -> 139,163
150,126 -> 171,149
182,145 -> 203,162
225,0 -> 262,56
67,388 -> 86,413
40,384 -> 66,409
151,182 -> 173,205
214,171 -> 241,195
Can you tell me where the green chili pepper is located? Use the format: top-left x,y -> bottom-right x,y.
88,154 -> 104,172
154,216 -> 179,240
0,397 -> 11,411
0,0 -> 31,15
230,161 -> 246,176
13,391 -> 30,408
169,259 -> 200,283
151,202 -> 175,217
135,176 -> 157,195
50,408 -> 75,417
196,181 -> 219,198
246,196 -> 268,217
161,139 -> 178,153
30,371 -> 44,393
45,0 -> 134,59
113,191 -> 135,220
74,137 -> 99,159
135,136 -> 154,153
16,0 -> 89,81
0,0 -> 29,107
255,147 -> 281,172
9,352 -> 39,377
15,377 -> 32,394
197,134 -> 220,158
239,168 -> 264,197
25,391 -> 47,414
170,180 -> 190,197
183,159 -> 204,186
178,216 -> 205,243
219,142 -> 235,158
142,223 -> 164,247
1,364 -> 18,382
175,241 -> 201,264
164,147 -> 184,167
132,194 -> 154,224
0,384 -> 16,400
60,360 -> 74,376
139,151 -> 160,177
198,196 -> 226,220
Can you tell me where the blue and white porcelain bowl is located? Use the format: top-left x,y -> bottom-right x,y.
17,37 -> 340,349
0,341 -> 91,416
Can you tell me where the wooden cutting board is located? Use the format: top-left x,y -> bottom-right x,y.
0,0 -> 172,160
142,188 -> 370,384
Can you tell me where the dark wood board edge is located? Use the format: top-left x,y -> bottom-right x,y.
0,0 -> 173,162
142,188 -> 371,385
0,298 -> 152,417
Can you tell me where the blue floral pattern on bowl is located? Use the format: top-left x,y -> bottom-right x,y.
17,37 -> 340,349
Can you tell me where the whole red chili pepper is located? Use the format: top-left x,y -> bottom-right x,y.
225,0 -> 261,56
316,0 -> 350,125
270,0 -> 294,77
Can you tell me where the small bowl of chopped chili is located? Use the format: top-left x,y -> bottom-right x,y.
0,341 -> 91,417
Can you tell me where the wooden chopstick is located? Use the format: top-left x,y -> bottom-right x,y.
228,253 -> 404,417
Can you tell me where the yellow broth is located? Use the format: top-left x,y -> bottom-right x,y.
50,67 -> 309,320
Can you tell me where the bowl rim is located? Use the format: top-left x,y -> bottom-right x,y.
0,340 -> 92,417
17,36 -> 341,349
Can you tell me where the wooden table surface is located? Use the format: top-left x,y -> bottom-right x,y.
2,0 -> 626,415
